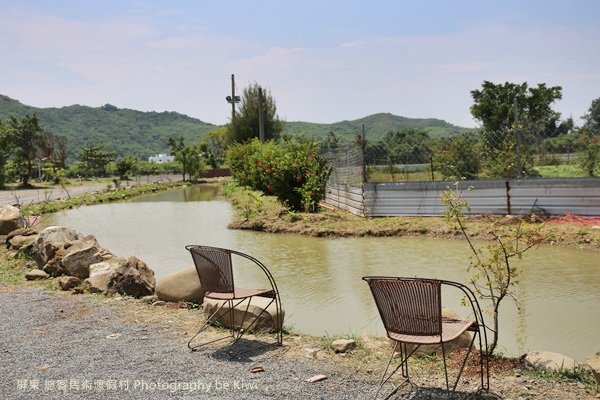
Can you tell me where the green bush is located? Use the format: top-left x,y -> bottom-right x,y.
227,138 -> 332,212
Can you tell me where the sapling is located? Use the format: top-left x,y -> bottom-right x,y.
441,183 -> 543,354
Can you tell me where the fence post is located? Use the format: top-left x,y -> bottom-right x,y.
514,98 -> 522,178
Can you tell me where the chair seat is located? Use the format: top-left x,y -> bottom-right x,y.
205,287 -> 274,301
388,318 -> 475,345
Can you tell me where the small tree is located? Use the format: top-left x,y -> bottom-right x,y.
0,121 -> 12,188
227,82 -> 285,143
7,114 -> 46,187
441,183 -> 543,354
77,144 -> 117,178
167,136 -> 203,181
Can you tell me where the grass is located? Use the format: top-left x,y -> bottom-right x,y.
523,365 -> 599,392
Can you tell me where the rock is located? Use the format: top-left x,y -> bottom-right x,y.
31,226 -> 84,267
524,351 -> 581,372
57,276 -> 81,291
331,339 -> 356,353
60,236 -> 113,279
155,266 -> 204,303
6,229 -> 38,250
0,205 -> 24,235
85,256 -> 155,298
140,295 -> 159,303
25,269 -> 48,280
587,352 -> 600,384
203,296 -> 284,333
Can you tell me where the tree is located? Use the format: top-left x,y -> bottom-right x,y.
77,144 -> 117,177
115,155 -> 138,180
227,82 -> 285,143
7,114 -> 46,187
167,136 -> 203,181
583,97 -> 600,132
0,120 -> 12,188
442,184 -> 543,354
470,81 -> 562,178
578,98 -> 600,176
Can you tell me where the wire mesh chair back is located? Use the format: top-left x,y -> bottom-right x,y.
188,246 -> 235,294
367,277 -> 443,337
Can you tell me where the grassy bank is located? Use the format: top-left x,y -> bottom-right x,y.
222,180 -> 600,251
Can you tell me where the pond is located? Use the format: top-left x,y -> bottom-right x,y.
39,184 -> 600,362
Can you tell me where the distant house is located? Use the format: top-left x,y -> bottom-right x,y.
148,154 -> 174,163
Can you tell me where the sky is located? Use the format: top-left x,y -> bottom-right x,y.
1,0 -> 599,128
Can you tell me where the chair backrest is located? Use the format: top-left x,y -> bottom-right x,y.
364,277 -> 442,337
187,246 -> 235,294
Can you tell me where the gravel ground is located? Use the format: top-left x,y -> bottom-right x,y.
0,284 -> 512,400
0,285 -> 373,400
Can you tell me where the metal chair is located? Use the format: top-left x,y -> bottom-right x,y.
186,245 -> 283,357
363,276 -> 489,399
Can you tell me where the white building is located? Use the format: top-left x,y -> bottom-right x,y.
148,154 -> 175,163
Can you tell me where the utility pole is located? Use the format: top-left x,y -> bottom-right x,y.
225,74 -> 240,120
258,86 -> 265,144
514,98 -> 521,178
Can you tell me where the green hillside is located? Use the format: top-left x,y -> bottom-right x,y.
0,95 -> 216,160
283,113 -> 469,141
1,94 -> 469,160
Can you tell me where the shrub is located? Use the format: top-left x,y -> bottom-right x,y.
227,138 -> 332,212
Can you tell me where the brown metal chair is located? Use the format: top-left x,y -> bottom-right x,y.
363,276 -> 489,399
186,245 -> 283,357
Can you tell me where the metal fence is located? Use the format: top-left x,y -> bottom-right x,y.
325,127 -> 600,185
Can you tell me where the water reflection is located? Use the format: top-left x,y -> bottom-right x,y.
39,184 -> 600,362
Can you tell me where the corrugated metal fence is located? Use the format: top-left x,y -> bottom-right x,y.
325,178 -> 600,217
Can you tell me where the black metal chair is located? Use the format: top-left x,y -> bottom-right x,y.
186,245 -> 283,357
363,276 -> 489,399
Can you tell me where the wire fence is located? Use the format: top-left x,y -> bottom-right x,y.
325,127 -> 600,185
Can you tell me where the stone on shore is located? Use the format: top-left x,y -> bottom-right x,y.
58,276 -> 81,291
524,351 -> 581,372
25,269 -> 48,280
0,205 -> 24,235
331,339 -> 356,353
60,236 -> 112,279
85,256 -> 155,298
31,226 -> 84,267
203,296 -> 284,333
156,266 -> 204,303
586,352 -> 600,384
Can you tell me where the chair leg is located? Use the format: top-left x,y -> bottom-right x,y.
187,300 -> 232,351
374,341 -> 421,399
225,296 -> 281,358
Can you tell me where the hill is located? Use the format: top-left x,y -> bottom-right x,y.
284,113 -> 468,141
0,94 -> 469,160
0,95 -> 217,160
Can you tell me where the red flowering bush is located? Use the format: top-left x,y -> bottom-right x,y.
227,138 -> 332,212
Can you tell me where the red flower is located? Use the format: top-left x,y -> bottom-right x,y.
309,149 -> 313,154
257,160 -> 261,165
305,170 -> 309,174
296,177 -> 301,182
268,186 -> 273,191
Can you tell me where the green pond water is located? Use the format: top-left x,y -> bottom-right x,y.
39,184 -> 600,362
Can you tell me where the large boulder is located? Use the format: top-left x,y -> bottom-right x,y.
31,226 -> 85,267
0,205 -> 24,235
524,351 -> 581,372
60,236 -> 112,278
85,256 -> 156,298
203,296 -> 284,333
156,266 -> 204,303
